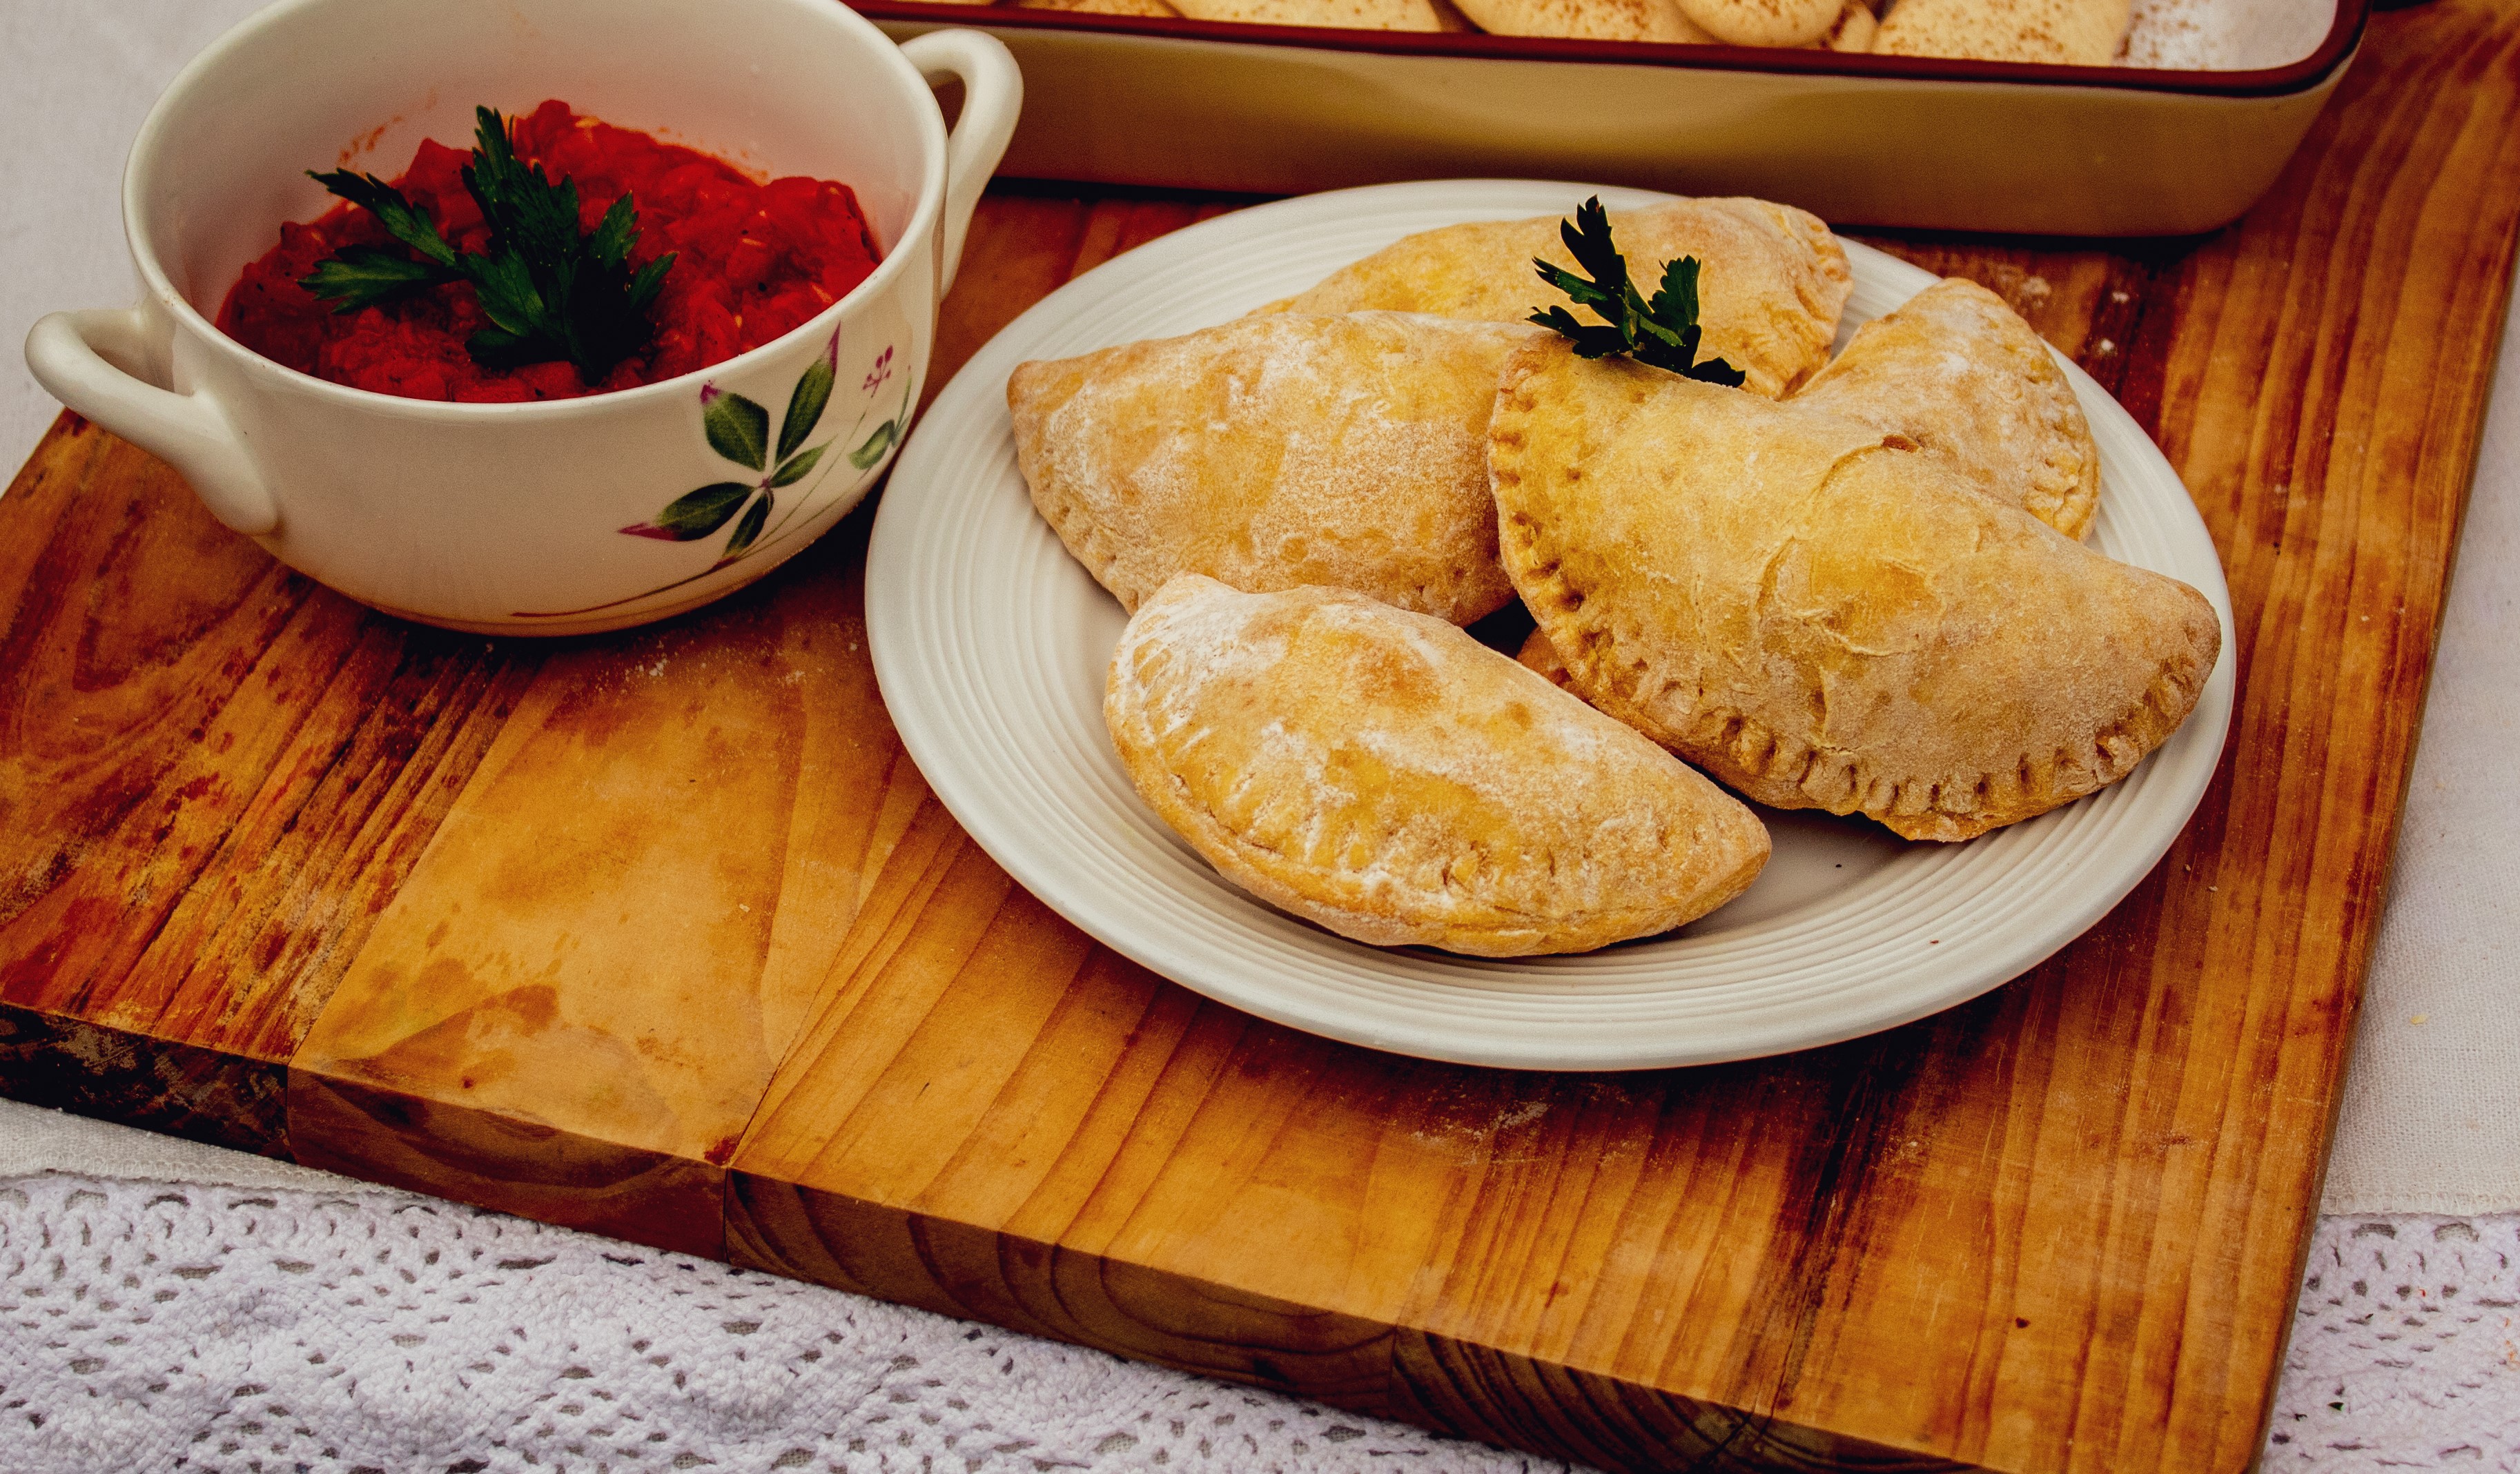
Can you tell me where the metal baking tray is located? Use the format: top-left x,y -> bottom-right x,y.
872,0 -> 2367,235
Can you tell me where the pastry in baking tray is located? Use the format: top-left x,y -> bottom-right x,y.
1792,276 -> 2100,539
1451,0 -> 1711,42
1674,0 -> 1841,46
1106,575 -> 1772,955
1490,340 -> 2220,842
1257,198 -> 1853,398
1821,0 -> 1875,48
1172,0 -> 1449,27
1009,312 -> 1530,625
1873,0 -> 2131,65
1016,0 -> 1183,14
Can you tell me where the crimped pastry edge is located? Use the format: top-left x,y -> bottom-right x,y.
1791,277 -> 2101,540
1489,352 -> 2216,842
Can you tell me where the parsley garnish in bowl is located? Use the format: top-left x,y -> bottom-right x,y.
300,106 -> 677,384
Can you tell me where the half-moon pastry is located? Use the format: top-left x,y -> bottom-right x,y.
1454,0 -> 1711,39
1873,0 -> 2131,64
1820,0 -> 1875,49
1106,575 -> 1772,955
1256,198 -> 1853,398
1490,340 -> 2220,842
1016,0 -> 1182,14
1517,625 -> 1573,687
1010,313 -> 1532,624
1172,0 -> 1447,27
1674,0 -> 1839,46
1793,276 -> 2100,539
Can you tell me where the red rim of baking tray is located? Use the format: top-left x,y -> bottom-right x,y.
857,0 -> 2367,100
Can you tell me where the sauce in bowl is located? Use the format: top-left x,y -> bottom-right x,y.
217,100 -> 882,402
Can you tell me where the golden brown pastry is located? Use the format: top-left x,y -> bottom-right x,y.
1257,198 -> 1853,399
1009,313 -> 1531,625
1016,0 -> 1182,14
1107,576 -> 1771,954
1819,0 -> 1875,48
1873,0 -> 2131,64
1517,625 -> 1574,687
1791,277 -> 2100,539
1674,0 -> 1839,46
1172,0 -> 1446,27
1452,0 -> 1712,41
1491,340 -> 2220,842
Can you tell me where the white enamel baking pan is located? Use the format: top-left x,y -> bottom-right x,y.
874,0 -> 2367,235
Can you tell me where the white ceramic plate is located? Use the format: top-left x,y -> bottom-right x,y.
866,179 -> 2236,1072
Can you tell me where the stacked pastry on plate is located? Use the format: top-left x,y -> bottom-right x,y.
1027,0 -> 2133,68
1006,197 -> 2220,957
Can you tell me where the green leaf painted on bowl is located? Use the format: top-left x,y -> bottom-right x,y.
779,348 -> 836,463
848,419 -> 897,471
768,444 -> 826,488
621,482 -> 752,540
610,334 -> 875,589
722,492 -> 772,562
705,390 -> 770,471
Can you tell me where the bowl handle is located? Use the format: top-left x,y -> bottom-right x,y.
25,306 -> 278,536
899,29 -> 1022,297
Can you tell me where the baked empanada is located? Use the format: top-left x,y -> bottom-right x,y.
1010,313 -> 1530,624
1793,277 -> 2100,539
1873,0 -> 2132,64
1171,0 -> 1448,26
1451,0 -> 1711,41
1107,575 -> 1771,954
1518,624 -> 1573,687
1491,341 -> 2220,842
1016,0 -> 1182,14
1819,0 -> 1875,49
1674,0 -> 1838,46
1256,199 -> 1853,398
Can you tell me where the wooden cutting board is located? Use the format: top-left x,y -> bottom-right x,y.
6,3 -> 2519,1467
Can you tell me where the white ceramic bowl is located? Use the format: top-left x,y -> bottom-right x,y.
25,0 -> 1019,633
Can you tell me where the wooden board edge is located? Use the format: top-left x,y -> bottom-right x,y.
723,1171 -> 1990,1473
1391,1331 -> 1981,1474
286,1065 -> 726,1259
0,1000 -> 291,1158
723,1168 -> 1393,1400
2230,25 -> 2520,1463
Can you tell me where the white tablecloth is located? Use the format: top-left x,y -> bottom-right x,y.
4,1 -> 2517,1466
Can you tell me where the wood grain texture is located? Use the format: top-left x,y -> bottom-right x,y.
724,5 -> 2520,1472
287,513 -> 910,1254
282,194 -> 1262,1248
0,422 -> 536,1152
0,4 -> 2510,1466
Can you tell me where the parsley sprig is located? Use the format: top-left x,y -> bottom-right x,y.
300,106 -> 676,384
1528,197 -> 1746,387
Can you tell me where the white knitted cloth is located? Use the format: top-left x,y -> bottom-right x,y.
0,1170 -> 1572,1474
2267,1215 -> 2520,1470
4,1165 -> 2517,1472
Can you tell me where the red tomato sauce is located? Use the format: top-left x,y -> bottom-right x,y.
217,100 -> 882,402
